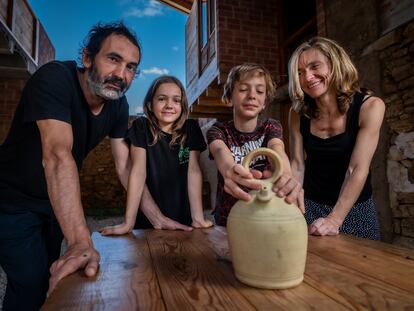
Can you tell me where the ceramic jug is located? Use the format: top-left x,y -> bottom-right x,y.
227,148 -> 308,289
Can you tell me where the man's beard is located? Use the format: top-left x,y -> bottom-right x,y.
86,63 -> 129,100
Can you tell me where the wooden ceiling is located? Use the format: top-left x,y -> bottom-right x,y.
158,0 -> 193,14
189,85 -> 233,121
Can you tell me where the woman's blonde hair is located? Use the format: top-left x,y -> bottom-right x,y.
143,76 -> 189,146
222,63 -> 277,105
288,36 -> 360,118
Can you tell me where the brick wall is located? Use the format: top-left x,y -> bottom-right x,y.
0,78 -> 27,143
217,0 -> 280,79
79,138 -> 126,213
79,116 -> 138,213
316,0 -> 326,37
38,22 -> 55,67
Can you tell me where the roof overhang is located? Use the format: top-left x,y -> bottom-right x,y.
158,0 -> 193,15
0,20 -> 37,78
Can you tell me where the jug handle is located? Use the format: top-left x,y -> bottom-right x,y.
242,148 -> 283,186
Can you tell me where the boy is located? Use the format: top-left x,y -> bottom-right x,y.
207,63 -> 304,226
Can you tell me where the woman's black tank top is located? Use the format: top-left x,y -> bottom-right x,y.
300,92 -> 372,205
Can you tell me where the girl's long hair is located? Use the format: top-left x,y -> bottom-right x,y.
288,37 -> 360,118
143,76 -> 189,146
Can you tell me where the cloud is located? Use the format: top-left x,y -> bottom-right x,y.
134,105 -> 144,115
141,67 -> 169,75
172,46 -> 179,52
124,0 -> 163,18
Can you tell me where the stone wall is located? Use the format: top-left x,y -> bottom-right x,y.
323,0 -> 394,241
321,1 -> 414,247
380,21 -> 414,248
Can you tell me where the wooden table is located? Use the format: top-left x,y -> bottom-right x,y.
42,227 -> 414,310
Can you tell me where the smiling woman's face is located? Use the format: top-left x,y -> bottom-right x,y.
297,48 -> 332,99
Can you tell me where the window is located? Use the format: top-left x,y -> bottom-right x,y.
201,1 -> 208,47
198,0 -> 216,71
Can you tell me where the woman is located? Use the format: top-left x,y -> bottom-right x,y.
288,37 -> 385,240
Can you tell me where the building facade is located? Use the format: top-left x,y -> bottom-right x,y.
160,0 -> 414,247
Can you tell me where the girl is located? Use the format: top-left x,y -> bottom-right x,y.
288,37 -> 385,240
101,76 -> 212,235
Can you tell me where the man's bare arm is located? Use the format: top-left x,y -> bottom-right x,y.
37,119 -> 99,295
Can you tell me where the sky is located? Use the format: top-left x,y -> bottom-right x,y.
28,0 -> 187,115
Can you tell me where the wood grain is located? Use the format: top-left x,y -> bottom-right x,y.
306,253 -> 414,310
41,229 -> 414,310
307,235 -> 414,293
42,232 -> 165,311
202,227 -> 351,311
146,229 -> 256,310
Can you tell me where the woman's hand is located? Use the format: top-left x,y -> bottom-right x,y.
272,173 -> 305,213
309,216 -> 341,236
99,222 -> 133,236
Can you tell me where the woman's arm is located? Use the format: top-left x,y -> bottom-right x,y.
289,108 -> 305,185
268,136 -> 304,213
264,109 -> 305,212
310,97 -> 385,236
188,150 -> 213,228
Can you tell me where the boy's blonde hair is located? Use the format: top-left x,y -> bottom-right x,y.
143,75 -> 189,146
288,37 -> 360,118
222,63 -> 277,105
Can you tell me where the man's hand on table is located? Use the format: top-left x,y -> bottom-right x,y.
47,241 -> 100,296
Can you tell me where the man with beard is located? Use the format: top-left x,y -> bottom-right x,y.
0,22 -> 140,310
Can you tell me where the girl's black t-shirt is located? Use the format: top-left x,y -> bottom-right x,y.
128,117 -> 206,228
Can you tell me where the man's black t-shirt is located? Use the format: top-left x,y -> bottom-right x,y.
0,61 -> 129,211
128,117 -> 207,228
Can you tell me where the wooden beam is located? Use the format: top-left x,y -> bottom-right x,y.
197,96 -> 232,107
189,111 -> 232,121
197,96 -> 221,107
205,85 -> 223,98
191,103 -> 232,115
